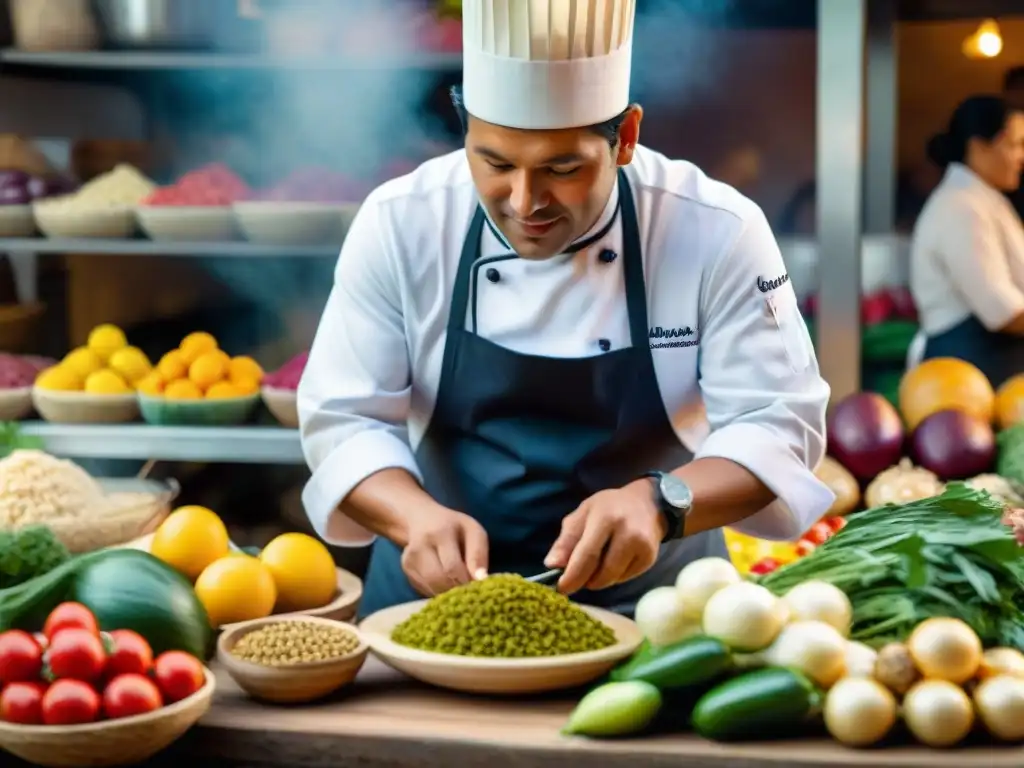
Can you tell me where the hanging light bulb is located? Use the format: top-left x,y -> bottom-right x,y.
963,19 -> 1003,59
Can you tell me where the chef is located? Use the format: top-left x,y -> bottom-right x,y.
298,0 -> 834,618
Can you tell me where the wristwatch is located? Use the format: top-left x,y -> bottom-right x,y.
643,471 -> 693,542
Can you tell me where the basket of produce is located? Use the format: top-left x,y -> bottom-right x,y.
218,615 -> 368,703
32,164 -> 155,239
359,574 -> 643,695
0,600 -> 213,767
137,332 -> 263,426
135,164 -> 249,243
260,351 -> 306,428
0,353 -> 54,420
0,448 -> 178,554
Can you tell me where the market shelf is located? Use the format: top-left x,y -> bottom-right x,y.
19,422 -> 304,464
0,238 -> 338,258
0,49 -> 463,71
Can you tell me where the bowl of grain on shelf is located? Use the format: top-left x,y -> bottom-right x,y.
32,388 -> 140,424
0,386 -> 33,420
136,205 -> 237,242
233,201 -> 358,246
33,199 -> 136,239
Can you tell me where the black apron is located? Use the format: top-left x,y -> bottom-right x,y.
358,171 -> 727,619
923,315 -> 1024,388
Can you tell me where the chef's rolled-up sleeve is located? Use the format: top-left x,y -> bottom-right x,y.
298,195 -> 421,546
694,205 -> 834,540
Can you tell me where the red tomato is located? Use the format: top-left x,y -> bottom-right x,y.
802,522 -> 834,546
795,540 -> 817,557
749,557 -> 781,575
0,630 -> 43,683
827,516 -> 848,533
46,628 -> 107,683
105,630 -> 153,678
43,602 -> 99,640
0,681 -> 47,724
41,679 -> 100,725
153,651 -> 204,703
102,673 -> 162,719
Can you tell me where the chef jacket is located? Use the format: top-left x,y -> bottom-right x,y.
299,145 -> 834,547
911,162 -> 1024,336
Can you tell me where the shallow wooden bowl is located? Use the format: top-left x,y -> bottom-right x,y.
0,667 -> 215,767
218,615 -> 368,703
32,388 -> 139,424
0,385 -> 33,420
359,601 -> 643,695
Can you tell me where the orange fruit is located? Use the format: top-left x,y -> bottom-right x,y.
135,371 -> 165,396
164,379 -> 203,400
205,381 -> 244,399
150,505 -> 230,581
157,349 -> 188,381
179,332 -> 218,364
194,556 -> 277,627
228,356 -> 264,384
996,374 -> 1024,430
230,375 -> 259,395
188,351 -> 228,391
898,357 -> 995,431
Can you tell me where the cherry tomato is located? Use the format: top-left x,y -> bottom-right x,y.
46,628 -> 107,683
102,673 -> 162,719
105,630 -> 153,678
0,681 -> 47,724
43,602 -> 99,640
795,540 -> 817,557
41,679 -> 100,725
827,516 -> 848,533
749,557 -> 781,575
0,630 -> 43,683
802,522 -> 834,546
153,651 -> 204,703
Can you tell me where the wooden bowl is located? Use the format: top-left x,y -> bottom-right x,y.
218,615 -> 368,703
0,667 -> 215,767
233,201 -> 357,246
136,205 -> 237,242
359,601 -> 643,695
0,386 -> 33,420
32,388 -> 139,424
260,385 -> 298,428
0,204 -> 36,236
33,201 -> 136,239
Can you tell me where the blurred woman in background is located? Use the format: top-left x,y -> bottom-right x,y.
909,95 -> 1024,386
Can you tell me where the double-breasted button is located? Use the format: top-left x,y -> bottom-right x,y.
485,268 -> 501,283
598,338 -> 611,352
598,248 -> 618,263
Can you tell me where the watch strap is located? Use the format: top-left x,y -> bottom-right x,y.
643,471 -> 686,542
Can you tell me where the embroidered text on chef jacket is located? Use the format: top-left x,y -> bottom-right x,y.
299,145 -> 834,546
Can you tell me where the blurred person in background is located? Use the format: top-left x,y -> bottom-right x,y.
1003,65 -> 1024,220
298,0 -> 833,618
909,95 -> 1024,386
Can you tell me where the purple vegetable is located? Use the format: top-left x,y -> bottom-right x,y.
910,409 -> 995,480
0,170 -> 29,190
27,175 -> 76,200
827,392 -> 906,482
0,185 -> 30,205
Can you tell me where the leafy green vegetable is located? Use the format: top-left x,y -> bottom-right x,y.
0,525 -> 70,589
760,483 -> 1024,650
998,425 -> 1024,487
0,422 -> 42,458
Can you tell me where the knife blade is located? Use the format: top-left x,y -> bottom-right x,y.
526,568 -> 563,585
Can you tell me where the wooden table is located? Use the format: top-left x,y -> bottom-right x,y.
167,657 -> 1024,768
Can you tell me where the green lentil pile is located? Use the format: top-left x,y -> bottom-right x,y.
390,573 -> 617,657
230,621 -> 360,666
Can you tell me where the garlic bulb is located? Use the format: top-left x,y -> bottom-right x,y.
864,459 -> 944,509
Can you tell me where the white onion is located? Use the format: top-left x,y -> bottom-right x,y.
634,586 -> 699,647
906,617 -> 982,684
757,621 -> 848,688
978,647 -> 1024,680
902,680 -> 974,748
843,641 -> 878,679
973,674 -> 1024,741
781,581 -> 853,637
701,581 -> 783,652
674,557 -> 740,620
824,677 -> 897,747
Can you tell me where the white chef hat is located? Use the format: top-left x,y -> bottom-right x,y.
461,0 -> 637,130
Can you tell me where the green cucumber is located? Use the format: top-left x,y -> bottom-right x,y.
692,667 -> 823,741
562,681 -> 662,737
611,635 -> 732,690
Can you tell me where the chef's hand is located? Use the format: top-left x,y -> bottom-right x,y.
544,480 -> 666,594
400,506 -> 490,597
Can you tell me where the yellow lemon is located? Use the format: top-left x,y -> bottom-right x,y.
150,505 -> 230,581
259,533 -> 337,612
230,375 -> 259,395
156,349 -> 188,381
83,368 -> 131,395
164,379 -> 203,400
194,556 -> 277,627
179,332 -> 218,365
205,381 -> 245,399
35,365 -> 82,392
135,371 -> 165,396
228,356 -> 264,384
188,351 -> 228,391
61,347 -> 104,379
87,324 -> 128,362
108,346 -> 152,384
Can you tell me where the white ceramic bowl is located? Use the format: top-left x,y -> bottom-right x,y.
0,205 -> 36,237
233,201 -> 359,246
260,385 -> 298,428
31,388 -> 139,424
33,201 -> 135,239
136,205 -> 237,242
0,386 -> 33,419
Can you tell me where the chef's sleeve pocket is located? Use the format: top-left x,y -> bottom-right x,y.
765,290 -> 812,373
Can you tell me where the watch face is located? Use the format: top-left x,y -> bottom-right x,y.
659,474 -> 693,509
